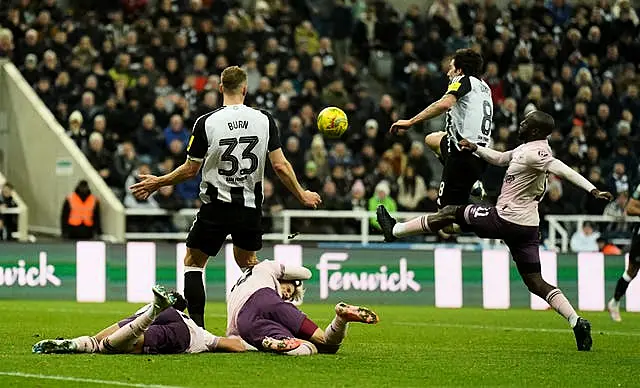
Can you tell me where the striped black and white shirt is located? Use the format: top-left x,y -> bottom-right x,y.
444,75 -> 493,150
186,104 -> 281,209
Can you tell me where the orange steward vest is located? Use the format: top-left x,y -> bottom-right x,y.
67,193 -> 96,227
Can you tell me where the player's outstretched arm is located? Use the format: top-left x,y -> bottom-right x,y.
390,94 -> 456,133
459,139 -> 513,166
269,148 -> 321,208
129,159 -> 201,200
547,159 -> 613,201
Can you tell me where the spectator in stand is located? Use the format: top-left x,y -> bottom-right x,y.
583,167 -> 609,214
20,53 -> 40,85
93,115 -> 117,153
0,29 -> 14,60
113,141 -> 139,194
570,222 -> 600,253
305,135 -> 329,180
0,217 -> 9,241
0,183 -> 18,240
407,141 -> 432,185
603,190 -> 630,236
87,131 -> 115,186
368,180 -> 397,231
329,142 -> 353,168
418,181 -> 440,213
163,114 -> 189,150
135,113 -> 165,162
607,162 -> 630,196
60,180 -> 101,240
301,161 -> 324,196
262,179 -> 284,233
598,237 -> 622,255
155,185 -> 182,232
8,0 -> 640,238
175,171 -> 201,208
397,165 -> 427,211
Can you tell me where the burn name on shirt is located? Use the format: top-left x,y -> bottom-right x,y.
228,120 -> 249,131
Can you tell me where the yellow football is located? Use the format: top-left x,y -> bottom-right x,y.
317,106 -> 349,138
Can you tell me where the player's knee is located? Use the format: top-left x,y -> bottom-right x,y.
233,247 -> 258,269
439,205 -> 460,221
425,132 -> 444,153
521,272 -> 553,296
184,248 -> 208,268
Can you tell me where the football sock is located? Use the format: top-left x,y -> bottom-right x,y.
202,330 -> 221,351
324,315 -> 348,345
100,303 -> 160,353
184,267 -> 206,328
608,297 -> 620,310
392,215 -> 430,237
613,272 -> 633,301
545,289 -> 579,328
285,341 -> 316,356
72,336 -> 99,353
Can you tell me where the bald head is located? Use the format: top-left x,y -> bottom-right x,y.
519,111 -> 555,142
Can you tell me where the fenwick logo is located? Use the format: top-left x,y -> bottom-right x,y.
0,252 -> 61,287
316,252 -> 421,299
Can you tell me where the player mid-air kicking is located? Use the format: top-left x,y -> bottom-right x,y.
227,259 -> 379,355
377,111 -> 614,351
390,48 -> 492,210
33,286 -> 246,355
607,182 -> 640,321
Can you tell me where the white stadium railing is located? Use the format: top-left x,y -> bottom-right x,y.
125,209 -> 640,252
546,215 -> 640,253
125,209 -> 433,244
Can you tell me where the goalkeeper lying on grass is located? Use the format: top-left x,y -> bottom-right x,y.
33,262 -> 379,356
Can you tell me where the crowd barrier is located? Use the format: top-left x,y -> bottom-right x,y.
125,209 -> 640,253
0,242 -> 638,312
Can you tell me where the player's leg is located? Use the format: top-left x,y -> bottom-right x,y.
230,208 -> 262,269
314,302 -> 379,353
608,229 -> 640,321
33,287 -> 175,355
425,131 -> 447,161
237,289 -> 318,355
240,316 -> 317,356
233,246 -> 259,269
185,213 -> 229,328
99,285 -> 176,354
182,247 -> 210,328
510,242 -> 591,351
377,204 -> 461,241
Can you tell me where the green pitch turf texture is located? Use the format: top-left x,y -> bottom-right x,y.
1,301 -> 638,387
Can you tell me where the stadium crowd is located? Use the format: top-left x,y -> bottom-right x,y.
0,0 -> 639,241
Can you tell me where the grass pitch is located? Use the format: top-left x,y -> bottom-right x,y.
1,301 -> 639,387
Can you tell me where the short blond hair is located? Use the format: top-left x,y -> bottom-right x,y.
221,66 -> 247,93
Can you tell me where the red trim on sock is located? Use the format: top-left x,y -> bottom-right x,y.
297,318 -> 319,340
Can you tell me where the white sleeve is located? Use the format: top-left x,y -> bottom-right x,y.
258,260 -> 311,280
547,159 -> 596,193
280,265 -> 312,281
475,146 -> 513,166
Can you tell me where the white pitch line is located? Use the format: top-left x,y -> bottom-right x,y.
0,372 -> 185,388
393,321 -> 640,337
